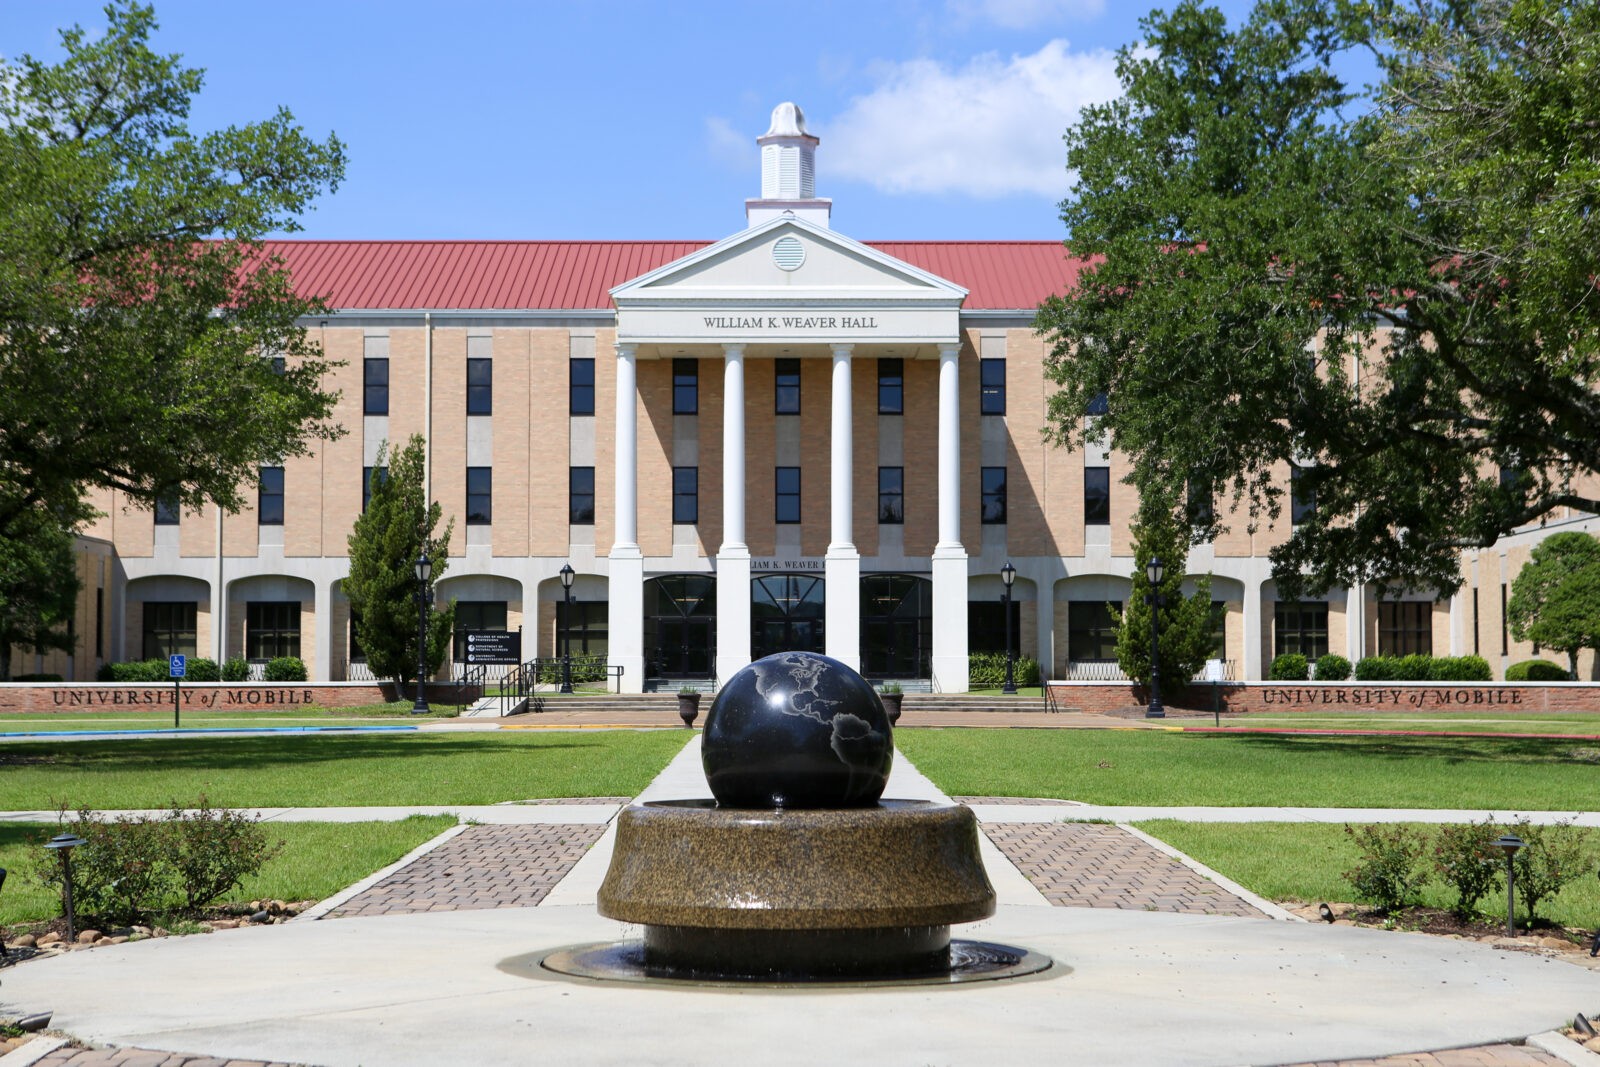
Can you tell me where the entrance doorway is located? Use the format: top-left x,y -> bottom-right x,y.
644,575 -> 716,680
750,574 -> 825,660
860,574 -> 932,678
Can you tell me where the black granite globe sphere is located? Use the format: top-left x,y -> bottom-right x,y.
702,651 -> 893,809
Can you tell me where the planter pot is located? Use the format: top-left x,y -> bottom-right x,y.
678,694 -> 700,728
880,692 -> 903,725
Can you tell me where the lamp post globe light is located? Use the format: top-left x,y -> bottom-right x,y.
413,553 -> 432,714
1000,561 -> 1017,695
1145,555 -> 1166,719
560,563 -> 575,695
1494,833 -> 1526,937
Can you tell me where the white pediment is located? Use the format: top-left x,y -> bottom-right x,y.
611,215 -> 965,347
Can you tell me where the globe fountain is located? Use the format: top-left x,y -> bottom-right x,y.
541,651 -> 1050,985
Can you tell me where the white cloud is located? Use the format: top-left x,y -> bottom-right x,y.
946,0 -> 1105,29
704,115 -> 756,171
824,39 -> 1121,199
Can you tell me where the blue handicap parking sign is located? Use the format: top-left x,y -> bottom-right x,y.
169,654 -> 187,678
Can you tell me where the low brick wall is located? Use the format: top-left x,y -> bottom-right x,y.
0,682 -> 392,713
1047,681 -> 1600,714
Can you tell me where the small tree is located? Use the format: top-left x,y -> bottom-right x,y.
0,507 -> 82,680
1112,501 -> 1217,689
1507,532 -> 1600,678
344,437 -> 454,693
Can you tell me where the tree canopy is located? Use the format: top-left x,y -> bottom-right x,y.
1037,0 -> 1600,599
0,1 -> 346,547
1507,532 -> 1600,678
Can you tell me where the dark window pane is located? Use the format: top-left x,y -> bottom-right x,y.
1084,466 -> 1110,525
246,601 -> 301,660
982,466 -> 1007,525
1086,391 -> 1109,416
979,358 -> 1006,415
878,358 -> 903,415
1188,475 -> 1214,527
878,466 -> 904,524
557,599 -> 610,656
466,358 -> 493,415
570,358 -> 595,416
673,358 -> 698,415
776,466 -> 801,524
466,466 -> 492,525
1378,601 -> 1433,657
154,493 -> 180,526
673,466 -> 698,524
258,467 -> 284,526
142,601 -> 198,659
775,358 -> 801,415
968,599 -> 1021,654
1291,465 -> 1317,524
569,466 -> 595,525
1273,601 -> 1329,660
1068,601 -> 1121,662
364,358 -> 389,416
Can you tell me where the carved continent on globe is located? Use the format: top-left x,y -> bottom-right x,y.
701,651 -> 893,808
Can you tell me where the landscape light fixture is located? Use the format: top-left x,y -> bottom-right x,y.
1493,833 -> 1525,937
1145,556 -> 1166,719
45,832 -> 88,942
413,554 -> 433,714
560,563 -> 576,694
1000,561 -> 1017,695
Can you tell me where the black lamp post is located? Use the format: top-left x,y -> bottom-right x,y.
559,563 -> 575,694
1000,561 -> 1017,694
1494,833 -> 1525,937
45,832 -> 88,942
413,553 -> 432,714
1145,555 -> 1166,719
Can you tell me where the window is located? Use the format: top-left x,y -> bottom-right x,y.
1379,601 -> 1433,657
1086,391 -> 1109,416
1209,601 -> 1228,660
1501,582 -> 1509,655
349,609 -> 365,662
557,600 -> 609,656
967,599 -> 1021,653
878,358 -> 903,414
1472,588 -> 1480,655
1499,465 -> 1524,492
570,357 -> 595,416
569,466 -> 595,525
1188,475 -> 1214,527
1274,601 -> 1329,660
452,600 -> 508,660
362,466 -> 388,512
466,357 -> 493,415
878,467 -> 904,524
466,466 -> 492,525
981,467 -> 1007,524
1068,602 -> 1121,662
980,358 -> 1006,415
1084,467 -> 1111,526
269,355 -> 286,377
95,587 -> 104,658
673,358 -> 698,414
258,467 -> 284,525
142,602 -> 197,659
154,492 -> 180,526
1291,465 -> 1317,524
776,467 -> 801,524
673,466 -> 698,524
775,358 -> 801,414
246,601 -> 301,660
364,357 -> 389,415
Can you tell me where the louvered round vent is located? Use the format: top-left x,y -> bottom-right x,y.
772,236 -> 805,272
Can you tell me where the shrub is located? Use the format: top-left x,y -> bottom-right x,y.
1505,659 -> 1570,682
1395,653 -> 1433,680
1355,656 -> 1398,681
1429,655 -> 1492,682
263,657 -> 307,682
96,659 -> 171,683
185,657 -> 221,682
1313,654 -> 1351,681
1268,653 -> 1308,681
968,651 -> 1042,688
1506,818 -> 1594,925
164,797 -> 283,909
1433,820 -> 1502,920
221,657 -> 250,682
535,655 -> 610,685
13,673 -> 63,682
1343,824 -> 1429,915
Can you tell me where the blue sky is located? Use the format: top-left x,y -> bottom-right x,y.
6,0 -> 1264,241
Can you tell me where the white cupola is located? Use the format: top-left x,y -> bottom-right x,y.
745,102 -> 832,228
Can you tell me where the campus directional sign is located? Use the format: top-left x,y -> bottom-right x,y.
169,654 -> 187,679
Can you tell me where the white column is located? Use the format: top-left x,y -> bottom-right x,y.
1243,578 -> 1265,681
931,342 -> 969,692
717,344 -> 752,681
1347,582 -> 1367,664
608,342 -> 645,693
825,344 -> 861,670
313,579 -> 333,682
1036,578 -> 1056,682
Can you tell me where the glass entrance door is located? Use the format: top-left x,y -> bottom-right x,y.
859,574 -> 932,678
750,574 -> 825,660
644,575 -> 717,680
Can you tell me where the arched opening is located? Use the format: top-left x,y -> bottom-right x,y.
751,574 -> 826,660
860,574 -> 932,679
644,574 -> 716,681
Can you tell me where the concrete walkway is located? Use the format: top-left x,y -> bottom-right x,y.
1,741 -> 1597,1067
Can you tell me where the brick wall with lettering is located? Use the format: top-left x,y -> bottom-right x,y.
0,683 -> 392,713
1043,681 -> 1600,714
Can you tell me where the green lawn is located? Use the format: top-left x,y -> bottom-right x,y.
0,816 -> 455,925
1136,819 -> 1600,930
0,731 -> 691,809
895,727 -> 1600,808
1217,711 -> 1600,735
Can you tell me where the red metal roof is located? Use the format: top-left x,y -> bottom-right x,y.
260,239 -> 1087,312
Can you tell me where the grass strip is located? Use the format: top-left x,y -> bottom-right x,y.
1220,711 -> 1600,735
0,730 -> 691,809
0,816 -> 456,925
1134,819 -> 1600,930
896,727 -> 1600,809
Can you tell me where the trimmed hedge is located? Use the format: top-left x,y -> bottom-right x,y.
968,651 -> 1042,688
1269,653 -> 1309,681
262,656 -> 308,682
221,657 -> 250,682
1506,659 -> 1570,682
1312,654 -> 1351,681
1355,655 -> 1492,682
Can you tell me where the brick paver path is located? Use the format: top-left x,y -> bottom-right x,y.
34,1048 -> 305,1067
984,821 -> 1267,917
1284,1044 -> 1564,1066
327,823 -> 603,918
